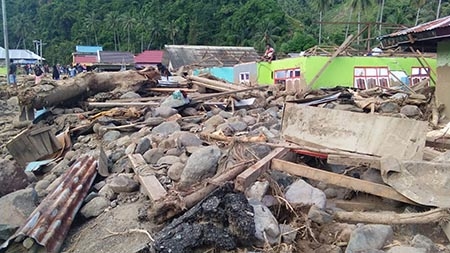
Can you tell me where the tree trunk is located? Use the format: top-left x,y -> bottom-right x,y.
319,11 -> 323,45
415,7 -> 421,26
18,68 -> 160,109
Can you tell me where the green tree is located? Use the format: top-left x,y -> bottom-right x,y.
84,12 -> 99,45
120,12 -> 136,52
105,11 -> 121,51
410,0 -> 427,25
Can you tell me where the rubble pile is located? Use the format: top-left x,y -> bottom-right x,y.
0,71 -> 449,253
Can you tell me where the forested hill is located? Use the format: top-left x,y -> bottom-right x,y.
2,0 -> 449,64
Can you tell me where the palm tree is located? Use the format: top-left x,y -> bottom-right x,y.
377,0 -> 385,34
11,14 -> 31,49
84,12 -> 99,45
120,12 -> 136,52
166,20 -> 179,45
105,11 -> 121,51
314,0 -> 332,45
348,0 -> 374,44
437,0 -> 442,19
410,0 -> 427,26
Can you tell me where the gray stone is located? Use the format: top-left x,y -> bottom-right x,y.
110,149 -> 125,163
154,106 -> 178,118
324,188 -> 338,198
246,181 -> 270,201
229,121 -> 248,132
158,138 -> 177,149
400,105 -> 422,117
218,110 -> 233,119
176,132 -> 203,147
98,184 -> 117,201
379,102 -> 400,113
387,246 -> 426,253
165,148 -> 183,156
80,196 -> 110,218
315,245 -> 343,253
182,107 -> 198,116
144,116 -> 165,126
120,91 -> 141,99
125,143 -> 137,155
285,179 -> 327,208
135,138 -> 151,154
411,234 -> 438,253
109,175 -> 139,193
179,146 -> 222,189
250,144 -> 272,159
307,205 -> 333,224
157,155 -> 181,166
345,224 -> 393,253
279,224 -> 297,244
264,107 -> 279,119
242,115 -> 257,126
115,136 -> 131,148
103,130 -> 121,142
204,114 -> 225,128
0,159 -> 28,197
35,178 -> 52,197
0,188 -> 38,227
167,162 -> 185,181
6,96 -> 19,107
152,121 -> 181,136
143,148 -> 165,164
84,192 -> 100,203
249,199 -> 280,245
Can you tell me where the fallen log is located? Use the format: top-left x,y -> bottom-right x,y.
334,208 -> 449,224
18,68 -> 160,109
188,75 -> 245,91
149,160 -> 254,224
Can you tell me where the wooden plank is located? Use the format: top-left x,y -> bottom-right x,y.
327,154 -> 381,169
271,158 -> 417,205
86,101 -> 160,108
128,154 -> 166,201
147,87 -> 198,93
281,103 -> 427,160
235,148 -> 289,192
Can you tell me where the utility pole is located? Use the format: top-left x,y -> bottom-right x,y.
2,0 -> 10,85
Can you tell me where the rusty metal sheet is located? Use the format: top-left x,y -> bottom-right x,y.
0,155 -> 98,253
281,103 -> 427,160
380,157 -> 450,207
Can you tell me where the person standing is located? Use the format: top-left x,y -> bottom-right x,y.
52,64 -> 60,80
34,64 -> 44,84
8,59 -> 17,86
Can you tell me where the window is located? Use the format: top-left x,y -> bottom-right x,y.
411,67 -> 430,86
239,72 -> 250,84
353,67 -> 390,89
274,68 -> 301,85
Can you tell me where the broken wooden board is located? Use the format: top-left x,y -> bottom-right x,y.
271,158 -> 417,205
327,154 -> 381,169
235,148 -> 289,192
380,157 -> 450,208
128,154 -> 166,202
281,103 -> 427,160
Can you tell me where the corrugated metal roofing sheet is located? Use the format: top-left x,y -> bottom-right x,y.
386,16 -> 450,37
76,45 -> 103,53
0,47 -> 44,60
74,55 -> 98,65
164,45 -> 259,69
98,51 -> 135,64
0,155 -> 98,253
135,50 -> 163,64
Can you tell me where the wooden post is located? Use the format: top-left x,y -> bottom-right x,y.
271,158 -> 417,205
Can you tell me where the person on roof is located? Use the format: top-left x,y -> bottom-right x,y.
261,43 -> 276,63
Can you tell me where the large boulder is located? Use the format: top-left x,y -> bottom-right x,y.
0,159 -> 29,197
0,188 -> 38,228
179,146 -> 221,189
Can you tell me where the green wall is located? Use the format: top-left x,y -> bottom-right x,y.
257,56 -> 437,89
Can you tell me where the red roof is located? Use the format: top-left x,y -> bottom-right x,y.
73,55 -> 97,65
135,50 -> 163,64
